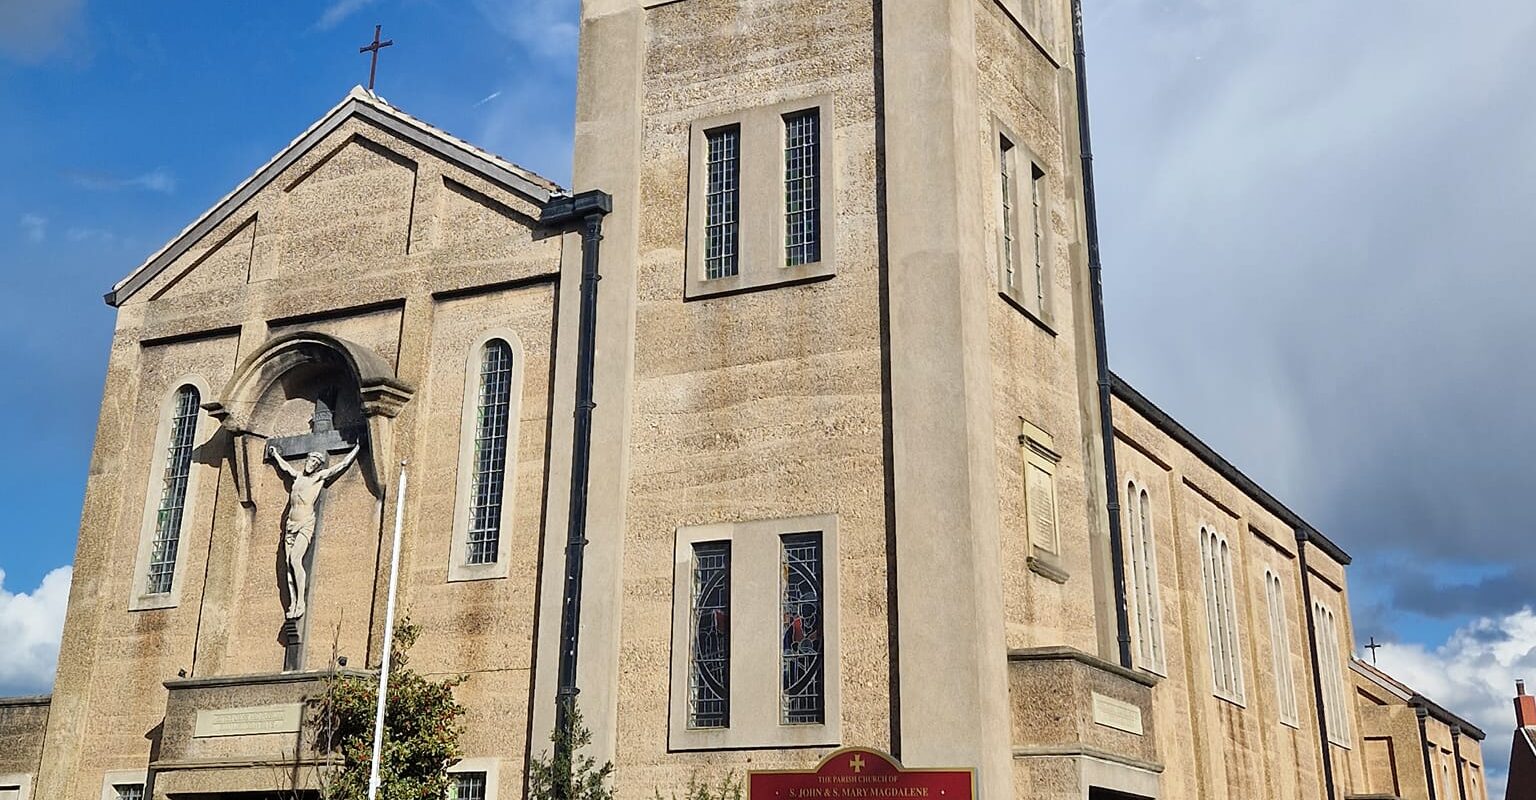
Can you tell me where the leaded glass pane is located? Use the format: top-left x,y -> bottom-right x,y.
705,127 -> 740,279
452,772 -> 488,800
689,541 -> 731,728
780,532 -> 824,725
785,109 -> 821,266
146,386 -> 200,595
114,785 -> 145,800
468,340 -> 514,565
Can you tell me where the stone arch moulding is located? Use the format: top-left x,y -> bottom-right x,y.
203,330 -> 414,503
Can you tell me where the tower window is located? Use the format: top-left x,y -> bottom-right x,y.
780,532 -> 824,724
704,126 -> 741,280
146,385 -> 200,595
784,109 -> 822,266
994,124 -> 1051,324
689,541 -> 731,729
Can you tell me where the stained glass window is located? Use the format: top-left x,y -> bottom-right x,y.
705,127 -> 741,279
781,533 -> 824,725
451,772 -> 488,800
689,541 -> 731,728
468,340 -> 514,565
146,385 -> 199,595
785,110 -> 821,266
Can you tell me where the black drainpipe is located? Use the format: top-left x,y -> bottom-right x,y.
1451,725 -> 1467,800
1416,705 -> 1439,800
1069,0 -> 1132,668
539,188 -> 614,794
1296,529 -> 1338,800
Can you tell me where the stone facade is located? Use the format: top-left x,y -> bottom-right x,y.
2,2 -> 1488,799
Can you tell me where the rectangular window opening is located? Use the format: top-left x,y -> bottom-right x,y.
999,136 -> 1017,291
784,109 -> 821,266
1029,163 -> 1047,310
452,773 -> 488,800
781,532 -> 825,725
705,126 -> 741,280
114,786 -> 146,800
688,541 -> 731,729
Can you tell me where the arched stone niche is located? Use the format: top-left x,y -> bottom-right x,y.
204,331 -> 413,503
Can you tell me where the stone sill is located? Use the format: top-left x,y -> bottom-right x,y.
1008,646 -> 1161,688
164,668 -> 373,691
1012,744 -> 1163,774
1027,552 -> 1070,584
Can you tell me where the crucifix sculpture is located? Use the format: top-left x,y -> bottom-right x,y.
358,24 -> 393,92
268,443 -> 358,620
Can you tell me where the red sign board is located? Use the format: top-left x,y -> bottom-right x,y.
750,748 -> 975,800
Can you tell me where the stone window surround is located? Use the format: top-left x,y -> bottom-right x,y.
0,773 -> 33,800
1313,599 -> 1353,748
668,514 -> 842,751
98,770 -> 148,800
1123,477 -> 1166,677
684,95 -> 837,300
1020,419 -> 1067,583
448,756 -> 502,800
448,329 -> 527,582
1199,523 -> 1246,706
1263,568 -> 1302,729
128,375 -> 213,612
991,117 -> 1054,332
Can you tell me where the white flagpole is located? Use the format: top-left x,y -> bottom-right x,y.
368,460 -> 408,800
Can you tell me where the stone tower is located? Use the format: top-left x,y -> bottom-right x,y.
537,1 -> 1141,798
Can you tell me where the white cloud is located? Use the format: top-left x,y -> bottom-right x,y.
0,566 -> 71,696
66,166 -> 176,194
316,0 -> 378,31
0,0 -> 84,63
471,0 -> 577,60
1376,608 -> 1536,800
19,213 -> 47,243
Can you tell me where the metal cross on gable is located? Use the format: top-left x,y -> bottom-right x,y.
1365,636 -> 1383,664
358,24 -> 394,92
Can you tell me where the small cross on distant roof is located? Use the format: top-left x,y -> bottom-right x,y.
359,24 -> 394,92
1365,636 -> 1382,664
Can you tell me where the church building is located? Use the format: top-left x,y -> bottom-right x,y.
0,1 -> 1490,799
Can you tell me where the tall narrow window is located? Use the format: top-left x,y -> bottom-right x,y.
781,532 -> 824,724
467,340 -> 514,566
999,135 -> 1017,291
689,541 -> 731,729
146,385 -> 200,595
1314,601 -> 1351,745
1029,163 -> 1047,310
1266,570 -> 1300,725
1201,526 -> 1243,699
784,109 -> 821,266
1126,482 -> 1164,672
705,126 -> 741,279
452,773 -> 488,800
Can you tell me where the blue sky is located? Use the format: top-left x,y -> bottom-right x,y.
1,0 -> 1532,791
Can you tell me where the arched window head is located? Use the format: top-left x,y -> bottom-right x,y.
466,339 -> 514,565
146,385 -> 200,595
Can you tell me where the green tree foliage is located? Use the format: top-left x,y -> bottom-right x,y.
315,616 -> 467,800
652,772 -> 743,800
527,702 -> 615,800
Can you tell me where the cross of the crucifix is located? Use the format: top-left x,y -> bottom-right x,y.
358,24 -> 394,92
1365,636 -> 1382,664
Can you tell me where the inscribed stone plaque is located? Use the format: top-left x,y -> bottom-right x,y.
1091,693 -> 1143,736
194,703 -> 303,738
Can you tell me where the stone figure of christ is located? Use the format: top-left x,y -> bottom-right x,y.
267,444 -> 360,620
